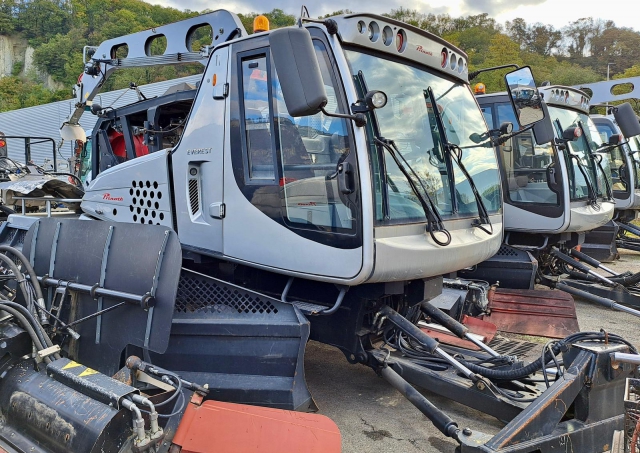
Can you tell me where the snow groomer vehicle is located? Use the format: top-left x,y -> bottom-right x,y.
0,8 -> 633,453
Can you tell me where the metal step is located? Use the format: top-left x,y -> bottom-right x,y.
291,300 -> 331,315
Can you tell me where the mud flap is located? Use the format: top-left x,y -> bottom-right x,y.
485,287 -> 579,339
581,220 -> 619,262
458,245 -> 537,289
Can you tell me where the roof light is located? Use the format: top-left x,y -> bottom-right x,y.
253,15 -> 269,33
382,26 -> 393,46
474,83 -> 486,95
396,30 -> 406,52
441,48 -> 448,69
368,22 -> 380,42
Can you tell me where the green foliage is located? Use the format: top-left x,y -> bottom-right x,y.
2,2 -> 640,114
0,76 -> 67,112
11,60 -> 22,76
237,9 -> 295,33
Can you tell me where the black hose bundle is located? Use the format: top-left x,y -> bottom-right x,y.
386,327 -> 636,382
0,247 -> 59,361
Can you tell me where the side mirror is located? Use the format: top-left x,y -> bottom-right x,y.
613,103 -> 640,139
562,126 -> 581,142
532,102 -> 554,145
269,27 -> 327,117
504,66 -> 545,127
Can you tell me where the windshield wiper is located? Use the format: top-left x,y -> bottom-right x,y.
578,121 -> 613,201
554,118 -> 599,207
424,87 -> 493,235
373,137 -> 452,246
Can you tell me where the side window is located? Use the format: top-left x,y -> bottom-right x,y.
240,56 -> 276,181
481,106 -> 494,130
271,40 -> 355,230
496,103 -> 558,205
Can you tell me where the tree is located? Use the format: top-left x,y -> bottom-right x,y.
505,18 -> 561,56
590,26 -> 640,76
478,34 -> 523,93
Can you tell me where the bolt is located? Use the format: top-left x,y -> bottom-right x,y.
462,428 -> 472,436
476,381 -> 486,391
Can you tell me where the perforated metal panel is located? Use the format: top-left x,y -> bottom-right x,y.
128,179 -> 167,225
176,272 -> 279,315
497,245 -> 518,256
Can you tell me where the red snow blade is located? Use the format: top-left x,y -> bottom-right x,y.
485,288 -> 579,339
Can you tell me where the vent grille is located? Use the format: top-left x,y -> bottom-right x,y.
175,274 -> 278,315
497,245 -> 518,256
188,178 -> 200,215
488,336 -> 540,360
15,230 -> 26,245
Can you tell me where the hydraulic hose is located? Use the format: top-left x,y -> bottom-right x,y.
0,300 -> 56,352
566,269 -> 640,286
457,332 -> 632,380
0,304 -> 47,356
0,253 -> 32,308
0,246 -> 46,304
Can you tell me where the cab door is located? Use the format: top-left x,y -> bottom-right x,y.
172,46 -> 229,254
221,34 -> 365,281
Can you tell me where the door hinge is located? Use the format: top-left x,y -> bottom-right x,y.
209,202 -> 225,219
213,83 -> 229,100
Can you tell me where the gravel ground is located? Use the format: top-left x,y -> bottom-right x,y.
304,248 -> 640,452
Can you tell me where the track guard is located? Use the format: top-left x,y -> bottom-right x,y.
458,245 -> 537,290
147,269 -> 314,412
581,220 -> 619,262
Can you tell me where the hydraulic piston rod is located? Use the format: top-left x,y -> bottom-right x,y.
569,247 -> 617,276
550,247 -> 616,286
378,305 -> 480,381
378,365 -> 460,440
557,282 -> 640,317
420,301 -> 501,357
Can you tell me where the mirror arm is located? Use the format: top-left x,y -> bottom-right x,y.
300,17 -> 339,35
350,101 -> 371,114
468,64 -> 520,81
321,107 -> 367,127
492,124 -> 534,146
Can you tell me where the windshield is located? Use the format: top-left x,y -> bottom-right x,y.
629,135 -> 640,189
549,106 -> 607,201
593,120 -> 628,192
344,49 -> 501,223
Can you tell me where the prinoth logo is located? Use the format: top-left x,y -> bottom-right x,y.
416,45 -> 433,56
103,193 -> 123,202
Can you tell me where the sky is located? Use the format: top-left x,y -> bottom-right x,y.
145,0 -> 640,32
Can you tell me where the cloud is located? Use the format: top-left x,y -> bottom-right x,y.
461,0 -> 547,17
145,0 -> 640,32
147,0 -> 452,18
